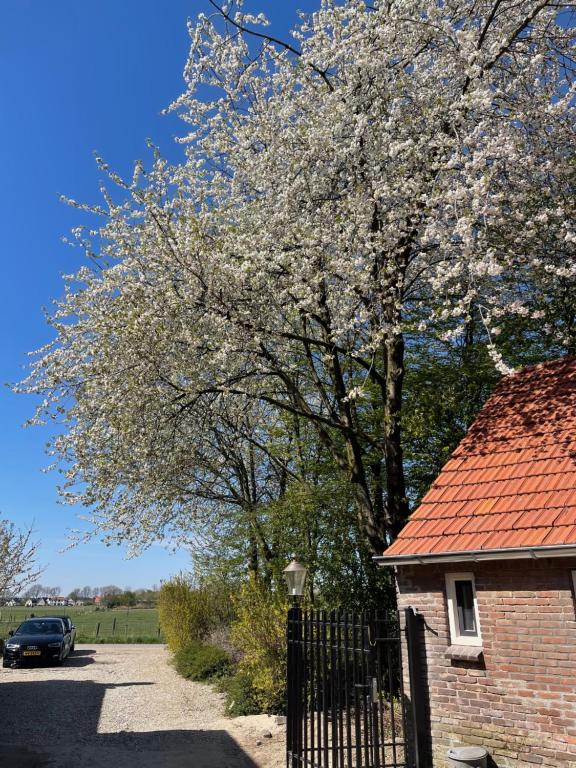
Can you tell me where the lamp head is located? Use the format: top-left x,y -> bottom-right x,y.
283,558 -> 307,599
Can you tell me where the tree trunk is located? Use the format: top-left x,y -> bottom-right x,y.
383,333 -> 409,540
248,531 -> 259,577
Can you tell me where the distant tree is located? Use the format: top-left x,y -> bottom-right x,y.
0,520 -> 42,599
101,586 -> 122,607
102,588 -> 138,608
23,583 -> 44,599
121,590 -> 137,607
100,585 -> 122,596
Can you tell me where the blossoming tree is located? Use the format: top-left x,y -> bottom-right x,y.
20,0 -> 575,558
0,520 -> 42,599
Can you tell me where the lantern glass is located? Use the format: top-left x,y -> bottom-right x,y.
283,559 -> 307,597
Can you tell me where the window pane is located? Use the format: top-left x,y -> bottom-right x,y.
455,580 -> 477,636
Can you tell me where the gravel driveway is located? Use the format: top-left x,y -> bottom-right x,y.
0,644 -> 284,768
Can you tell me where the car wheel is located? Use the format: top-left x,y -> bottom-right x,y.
2,660 -> 10,668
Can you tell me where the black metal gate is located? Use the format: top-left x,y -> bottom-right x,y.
286,608 -> 412,768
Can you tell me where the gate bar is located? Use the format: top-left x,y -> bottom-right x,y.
404,607 -> 427,768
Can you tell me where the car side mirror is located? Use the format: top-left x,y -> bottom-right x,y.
8,630 -> 13,637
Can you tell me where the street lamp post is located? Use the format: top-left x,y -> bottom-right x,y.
284,558 -> 307,768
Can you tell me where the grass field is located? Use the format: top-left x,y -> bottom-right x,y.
0,606 -> 162,643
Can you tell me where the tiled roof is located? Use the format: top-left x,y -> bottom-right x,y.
382,357 -> 576,559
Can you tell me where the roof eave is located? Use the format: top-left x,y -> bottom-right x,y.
374,544 -> 576,568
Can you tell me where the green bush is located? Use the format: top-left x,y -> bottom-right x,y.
174,640 -> 231,681
230,576 -> 288,713
158,575 -> 235,652
158,576 -> 213,651
217,672 -> 261,717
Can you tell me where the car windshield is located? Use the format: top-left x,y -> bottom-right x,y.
15,620 -> 63,635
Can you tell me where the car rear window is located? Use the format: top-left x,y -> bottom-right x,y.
17,620 -> 63,635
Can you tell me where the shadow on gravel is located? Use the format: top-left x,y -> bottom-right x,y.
0,679 -> 258,768
63,649 -> 96,667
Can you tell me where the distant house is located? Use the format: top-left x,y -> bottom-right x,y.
24,599 -> 33,607
94,595 -> 102,605
378,357 -> 576,767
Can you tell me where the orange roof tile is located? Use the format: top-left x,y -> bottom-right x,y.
382,357 -> 576,560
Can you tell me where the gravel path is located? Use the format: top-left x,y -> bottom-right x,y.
0,644 -> 284,768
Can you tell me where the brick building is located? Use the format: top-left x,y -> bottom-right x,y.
377,357 -> 576,767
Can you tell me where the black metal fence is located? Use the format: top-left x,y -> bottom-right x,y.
286,608 -> 410,768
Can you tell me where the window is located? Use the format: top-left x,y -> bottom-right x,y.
445,572 -> 482,646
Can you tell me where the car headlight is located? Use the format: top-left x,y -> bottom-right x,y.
48,643 -> 61,648
6,643 -> 20,650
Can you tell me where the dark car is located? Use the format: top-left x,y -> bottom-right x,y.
2,618 -> 72,668
45,615 -> 76,653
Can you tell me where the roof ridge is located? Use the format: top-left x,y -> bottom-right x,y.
505,355 -> 576,377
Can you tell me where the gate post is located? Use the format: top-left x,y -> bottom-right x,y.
287,604 -> 302,768
405,607 -> 428,768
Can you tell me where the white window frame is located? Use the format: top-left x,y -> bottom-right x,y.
445,572 -> 482,647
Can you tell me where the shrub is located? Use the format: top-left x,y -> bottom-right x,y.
230,576 -> 288,713
201,577 -> 236,628
217,672 -> 260,717
158,575 -> 235,652
207,624 -> 242,664
158,576 -> 213,651
174,640 -> 231,681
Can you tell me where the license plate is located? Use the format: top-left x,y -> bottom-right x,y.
23,650 -> 41,656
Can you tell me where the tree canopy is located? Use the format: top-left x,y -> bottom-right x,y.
19,0 -> 575,602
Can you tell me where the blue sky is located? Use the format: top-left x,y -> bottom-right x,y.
0,0 -> 316,594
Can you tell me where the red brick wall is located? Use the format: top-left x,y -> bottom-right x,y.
395,558 -> 576,768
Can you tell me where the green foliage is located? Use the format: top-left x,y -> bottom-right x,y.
102,590 -> 137,608
158,576 -> 213,651
158,575 -> 235,652
173,640 -> 231,681
261,475 -> 395,611
217,672 -> 261,717
230,577 -> 288,714
200,577 -> 237,629
403,336 -> 500,505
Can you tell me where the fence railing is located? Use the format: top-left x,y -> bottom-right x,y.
0,609 -> 162,642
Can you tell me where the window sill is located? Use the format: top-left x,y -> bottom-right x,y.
445,645 -> 483,661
